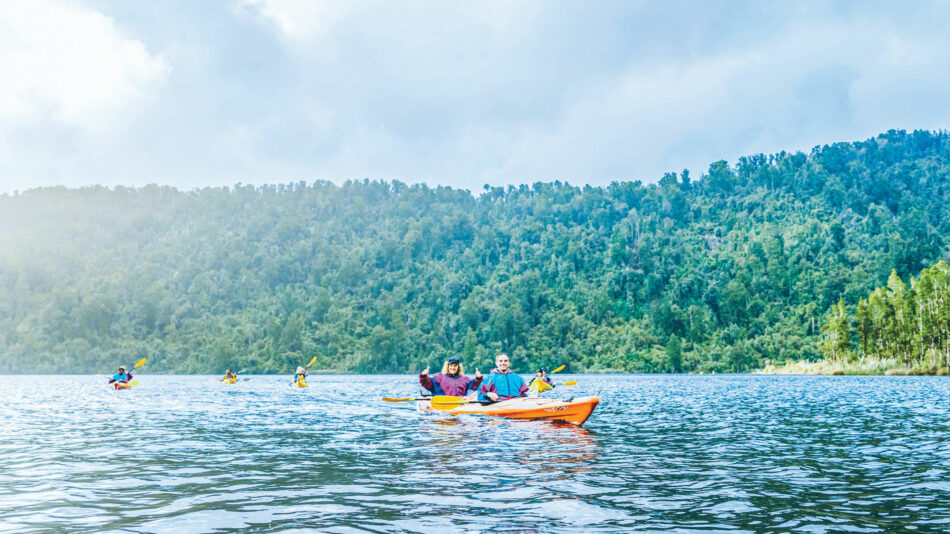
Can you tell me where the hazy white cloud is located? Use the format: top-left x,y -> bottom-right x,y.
0,0 -> 169,131
240,0 -> 534,42
237,0 -> 352,40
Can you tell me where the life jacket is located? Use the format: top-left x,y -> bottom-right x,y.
478,369 -> 527,401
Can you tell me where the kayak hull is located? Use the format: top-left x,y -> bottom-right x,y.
529,380 -> 553,394
294,381 -> 308,388
113,382 -> 132,390
222,378 -> 237,384
418,396 -> 599,426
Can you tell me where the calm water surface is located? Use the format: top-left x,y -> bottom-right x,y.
1,374 -> 949,533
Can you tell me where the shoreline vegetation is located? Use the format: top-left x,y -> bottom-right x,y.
2,129 -> 950,374
757,359 -> 950,376
805,260 -> 950,375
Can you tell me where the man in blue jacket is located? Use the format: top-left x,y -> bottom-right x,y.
478,353 -> 528,402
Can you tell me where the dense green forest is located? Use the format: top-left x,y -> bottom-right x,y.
1,129 -> 949,374
821,261 -> 950,371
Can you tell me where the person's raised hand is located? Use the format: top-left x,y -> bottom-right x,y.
422,367 -> 430,376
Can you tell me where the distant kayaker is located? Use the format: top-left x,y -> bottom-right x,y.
528,367 -> 555,392
419,356 -> 483,397
109,366 -> 132,384
222,369 -> 237,381
294,366 -> 308,383
478,353 -> 528,402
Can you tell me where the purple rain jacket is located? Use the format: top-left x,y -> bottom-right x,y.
419,372 -> 483,397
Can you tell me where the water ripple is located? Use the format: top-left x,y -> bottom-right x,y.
1,374 -> 949,532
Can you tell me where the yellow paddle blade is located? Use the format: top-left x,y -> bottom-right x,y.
133,358 -> 147,369
562,380 -> 577,386
128,381 -> 139,386
306,356 -> 317,368
550,364 -> 565,374
429,395 -> 470,411
382,397 -> 416,402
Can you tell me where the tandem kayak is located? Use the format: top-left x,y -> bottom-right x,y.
417,396 -> 599,426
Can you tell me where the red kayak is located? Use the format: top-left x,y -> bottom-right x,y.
417,396 -> 600,426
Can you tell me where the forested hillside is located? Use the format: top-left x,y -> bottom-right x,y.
2,129 -> 949,374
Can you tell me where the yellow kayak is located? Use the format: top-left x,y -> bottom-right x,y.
293,379 -> 308,388
222,377 -> 237,384
529,379 -> 553,393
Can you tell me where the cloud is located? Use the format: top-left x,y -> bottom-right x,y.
0,0 -> 169,132
236,0 -> 351,41
3,2 -> 950,193
226,1 -> 950,190
239,0 -> 534,42
428,6 -> 950,186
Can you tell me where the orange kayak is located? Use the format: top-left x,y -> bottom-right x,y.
417,396 -> 599,426
113,382 -> 132,390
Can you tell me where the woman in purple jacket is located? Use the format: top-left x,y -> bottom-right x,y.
419,356 -> 483,397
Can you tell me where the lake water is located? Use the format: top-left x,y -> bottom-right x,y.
1,374 -> 949,533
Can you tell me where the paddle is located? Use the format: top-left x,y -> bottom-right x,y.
429,395 -> 471,410
550,364 -> 566,374
382,397 -> 431,403
561,380 -> 577,386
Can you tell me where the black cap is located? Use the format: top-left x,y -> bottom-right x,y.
447,356 -> 461,364
538,367 -> 548,373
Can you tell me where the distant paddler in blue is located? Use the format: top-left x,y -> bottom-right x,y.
107,357 -> 146,389
109,366 -> 133,385
478,353 -> 528,402
419,356 -> 483,397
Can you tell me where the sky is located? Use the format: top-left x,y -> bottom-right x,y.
1,0 -> 950,194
